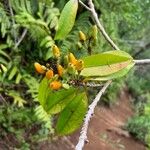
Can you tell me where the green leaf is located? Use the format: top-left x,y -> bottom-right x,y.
54,0 -> 78,40
15,73 -> 22,84
56,91 -> 88,135
38,78 -> 77,115
82,50 -> 132,67
44,88 -> 76,114
81,50 -> 134,77
38,77 -> 50,106
87,62 -> 134,81
8,66 -> 18,80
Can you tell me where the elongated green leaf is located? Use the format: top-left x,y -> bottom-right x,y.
82,50 -> 132,68
86,61 -> 134,81
15,73 -> 22,84
44,88 -> 77,114
54,0 -> 78,40
81,50 -> 134,77
8,66 -> 18,80
81,60 -> 132,77
38,77 -> 50,106
56,91 -> 88,135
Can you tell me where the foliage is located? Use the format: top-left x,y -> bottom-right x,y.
126,66 -> 150,147
52,0 -> 150,107
126,105 -> 150,148
35,0 -> 135,136
0,0 -> 149,147
102,79 -> 124,105
0,104 -> 53,149
127,115 -> 150,143
0,0 -> 58,148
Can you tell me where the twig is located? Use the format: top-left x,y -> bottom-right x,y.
79,0 -> 120,50
88,0 -> 120,50
79,0 -> 92,11
75,80 -> 112,150
69,80 -> 104,87
8,0 -> 17,43
86,82 -> 104,87
134,59 -> 150,65
15,29 -> 28,48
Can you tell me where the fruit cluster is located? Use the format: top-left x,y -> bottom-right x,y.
34,45 -> 84,90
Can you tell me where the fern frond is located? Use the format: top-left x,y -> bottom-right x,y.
12,0 -> 59,42
10,0 -> 32,14
15,12 -> 50,37
38,3 -> 59,30
23,74 -> 39,101
35,105 -> 54,131
0,3 -> 11,37
7,90 -> 27,107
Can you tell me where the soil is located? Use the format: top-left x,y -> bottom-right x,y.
40,90 -> 146,150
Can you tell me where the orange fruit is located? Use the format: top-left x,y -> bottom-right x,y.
49,81 -> 62,90
46,69 -> 54,79
57,65 -> 64,77
75,59 -> 84,71
34,62 -> 46,74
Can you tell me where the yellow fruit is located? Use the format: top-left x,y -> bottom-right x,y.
75,59 -> 84,71
46,69 -> 54,79
79,31 -> 86,41
68,53 -> 77,65
52,45 -> 60,58
57,65 -> 64,77
49,81 -> 62,90
34,62 -> 46,74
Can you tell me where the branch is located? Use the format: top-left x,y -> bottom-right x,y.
15,29 -> 28,49
79,0 -> 120,50
75,80 -> 112,150
134,59 -> 150,65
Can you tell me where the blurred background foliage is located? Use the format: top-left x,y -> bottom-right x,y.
0,0 -> 150,148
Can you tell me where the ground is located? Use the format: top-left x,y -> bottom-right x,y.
39,90 -> 146,150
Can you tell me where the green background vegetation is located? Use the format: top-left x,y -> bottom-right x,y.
0,0 -> 150,149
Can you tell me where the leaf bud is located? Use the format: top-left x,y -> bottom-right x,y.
77,42 -> 82,49
91,25 -> 98,40
79,31 -> 86,41
63,55 -> 69,67
67,63 -> 76,75
68,53 -> 77,65
52,44 -> 60,58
